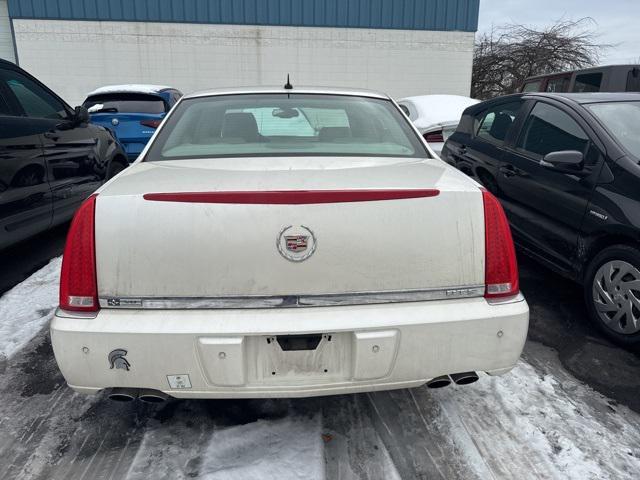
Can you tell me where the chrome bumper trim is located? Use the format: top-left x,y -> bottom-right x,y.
55,307 -> 99,319
485,293 -> 526,306
98,286 -> 485,310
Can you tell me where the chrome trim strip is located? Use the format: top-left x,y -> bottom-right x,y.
55,307 -> 99,319
99,286 -> 485,310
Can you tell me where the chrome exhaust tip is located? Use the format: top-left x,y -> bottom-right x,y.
138,389 -> 169,404
450,372 -> 479,385
108,388 -> 139,402
426,375 -> 452,388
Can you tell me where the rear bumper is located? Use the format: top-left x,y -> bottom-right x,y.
50,295 -> 528,398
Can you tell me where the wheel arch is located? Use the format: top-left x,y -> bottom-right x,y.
578,228 -> 640,283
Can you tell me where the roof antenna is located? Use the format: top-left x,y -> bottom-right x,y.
284,74 -> 293,90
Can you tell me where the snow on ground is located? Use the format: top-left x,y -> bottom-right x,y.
198,415 -> 324,479
0,256 -> 61,360
125,411 -> 325,480
436,357 -> 640,480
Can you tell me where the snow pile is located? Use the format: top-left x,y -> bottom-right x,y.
0,257 -> 61,360
199,415 -> 324,479
125,412 -> 324,480
437,359 -> 640,480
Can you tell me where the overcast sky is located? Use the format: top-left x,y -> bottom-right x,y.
478,0 -> 640,64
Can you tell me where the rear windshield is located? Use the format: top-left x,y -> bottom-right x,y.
145,94 -> 427,160
586,101 -> 640,158
83,93 -> 166,114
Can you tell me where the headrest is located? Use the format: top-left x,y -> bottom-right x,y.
221,112 -> 260,141
318,126 -> 351,141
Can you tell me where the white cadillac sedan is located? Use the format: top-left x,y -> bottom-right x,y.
51,86 -> 528,402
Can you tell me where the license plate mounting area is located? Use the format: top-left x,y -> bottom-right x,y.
250,333 -> 349,384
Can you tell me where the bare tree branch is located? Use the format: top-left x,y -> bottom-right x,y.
472,18 -> 609,99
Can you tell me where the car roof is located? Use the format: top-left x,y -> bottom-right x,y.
472,92 -> 640,110
524,92 -> 640,105
184,86 -> 390,100
86,84 -> 175,97
525,64 -> 640,81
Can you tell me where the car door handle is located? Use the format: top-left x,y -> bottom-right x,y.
499,165 -> 517,177
44,131 -> 60,141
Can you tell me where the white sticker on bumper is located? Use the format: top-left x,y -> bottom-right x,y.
167,374 -> 192,389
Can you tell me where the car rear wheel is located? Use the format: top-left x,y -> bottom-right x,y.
584,245 -> 640,346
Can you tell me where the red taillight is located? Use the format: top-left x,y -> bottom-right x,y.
140,119 -> 161,128
424,130 -> 444,143
59,194 -> 99,312
482,189 -> 519,298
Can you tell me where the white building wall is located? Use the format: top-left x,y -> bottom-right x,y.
13,19 -> 473,106
0,0 -> 16,62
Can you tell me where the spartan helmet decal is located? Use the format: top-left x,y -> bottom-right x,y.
108,349 -> 131,371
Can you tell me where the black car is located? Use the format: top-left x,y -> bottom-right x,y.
0,59 -> 126,250
442,92 -> 640,346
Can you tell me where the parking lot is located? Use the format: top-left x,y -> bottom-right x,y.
1,228 -> 639,480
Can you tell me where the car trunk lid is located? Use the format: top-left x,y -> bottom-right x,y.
94,157 -> 485,301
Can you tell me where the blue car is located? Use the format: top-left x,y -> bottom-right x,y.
83,85 -> 182,162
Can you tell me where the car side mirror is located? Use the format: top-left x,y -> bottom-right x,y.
73,106 -> 90,124
540,150 -> 585,174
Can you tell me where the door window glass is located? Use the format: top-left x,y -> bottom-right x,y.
0,70 -> 67,119
475,101 -> 522,144
522,80 -> 542,92
517,102 -> 589,158
587,101 -> 640,159
573,73 -> 603,92
0,90 -> 11,115
546,76 -> 571,92
626,68 -> 640,92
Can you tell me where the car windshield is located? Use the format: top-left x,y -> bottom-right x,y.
586,101 -> 640,158
146,93 -> 427,160
83,93 -> 166,114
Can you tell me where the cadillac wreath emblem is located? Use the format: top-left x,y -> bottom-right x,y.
277,225 -> 317,262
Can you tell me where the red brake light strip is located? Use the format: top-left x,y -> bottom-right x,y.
143,189 -> 440,205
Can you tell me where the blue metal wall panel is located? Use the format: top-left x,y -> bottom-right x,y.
7,0 -> 479,31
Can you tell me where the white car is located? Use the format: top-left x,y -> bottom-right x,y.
397,95 -> 480,156
51,86 -> 528,402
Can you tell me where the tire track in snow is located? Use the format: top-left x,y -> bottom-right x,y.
365,389 -> 483,480
321,394 -> 402,480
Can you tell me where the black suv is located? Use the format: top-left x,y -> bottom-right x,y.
442,92 -> 640,346
0,59 -> 126,250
